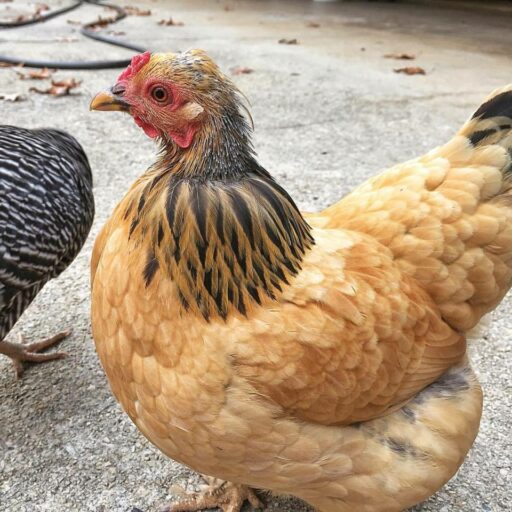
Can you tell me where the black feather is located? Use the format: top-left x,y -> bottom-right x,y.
468,128 -> 498,146
143,252 -> 159,286
472,91 -> 512,120
229,191 -> 255,249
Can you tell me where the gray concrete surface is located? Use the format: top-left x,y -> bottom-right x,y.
0,1 -> 510,511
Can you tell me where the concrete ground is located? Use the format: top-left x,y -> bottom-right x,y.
0,0 -> 511,511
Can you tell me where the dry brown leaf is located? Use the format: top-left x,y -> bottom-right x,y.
306,21 -> 320,28
394,66 -> 426,75
30,78 -> 81,97
51,78 -> 81,89
0,92 -> 24,102
35,3 -> 49,15
157,18 -> 184,26
278,38 -> 299,45
12,2 -> 49,22
17,67 -> 55,80
55,36 -> 79,43
88,15 -> 116,30
384,52 -> 416,60
231,66 -> 254,75
124,6 -> 151,16
11,14 -> 30,23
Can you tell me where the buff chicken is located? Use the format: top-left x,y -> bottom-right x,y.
90,50 -> 512,512
0,127 -> 94,378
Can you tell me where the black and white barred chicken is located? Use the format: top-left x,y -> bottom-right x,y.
0,127 -> 94,378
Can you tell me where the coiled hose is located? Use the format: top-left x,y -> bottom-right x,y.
0,0 -> 147,69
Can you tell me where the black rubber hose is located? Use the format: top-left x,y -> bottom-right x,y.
0,0 -> 147,69
81,0 -> 146,53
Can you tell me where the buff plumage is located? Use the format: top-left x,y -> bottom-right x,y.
90,51 -> 512,511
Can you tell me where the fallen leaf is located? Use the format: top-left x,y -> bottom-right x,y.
157,17 -> 184,26
384,52 -> 416,60
35,3 -> 49,15
11,14 -> 30,23
54,78 -> 80,86
278,38 -> 299,45
394,66 -> 426,75
67,19 -> 81,25
124,6 -> 151,16
11,2 -> 49,22
2,63 -> 24,69
0,92 -> 24,102
88,15 -> 116,30
30,78 -> 81,96
306,21 -> 320,28
231,66 -> 254,75
17,67 -> 55,80
54,36 -> 79,43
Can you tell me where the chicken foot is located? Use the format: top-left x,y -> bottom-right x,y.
167,477 -> 263,512
0,330 -> 70,378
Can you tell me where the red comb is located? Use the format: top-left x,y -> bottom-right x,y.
117,51 -> 151,82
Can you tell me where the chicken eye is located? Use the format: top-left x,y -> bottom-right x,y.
151,86 -> 170,103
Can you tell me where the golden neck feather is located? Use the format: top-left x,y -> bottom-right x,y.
124,98 -> 314,320
125,167 -> 314,320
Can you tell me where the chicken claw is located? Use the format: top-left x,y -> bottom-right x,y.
0,330 -> 70,379
167,478 -> 263,512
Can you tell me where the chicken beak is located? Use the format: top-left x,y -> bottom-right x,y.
89,88 -> 131,112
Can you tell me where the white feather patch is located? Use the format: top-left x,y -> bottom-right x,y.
181,101 -> 204,121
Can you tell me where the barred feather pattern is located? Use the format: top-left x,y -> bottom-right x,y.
0,126 -> 94,340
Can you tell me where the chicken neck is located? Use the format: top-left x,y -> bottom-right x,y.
124,105 -> 314,320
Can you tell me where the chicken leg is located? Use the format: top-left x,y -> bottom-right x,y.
0,330 -> 70,379
167,477 -> 263,512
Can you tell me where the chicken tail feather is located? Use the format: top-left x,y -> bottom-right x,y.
458,85 -> 512,167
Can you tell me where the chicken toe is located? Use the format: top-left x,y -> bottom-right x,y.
0,330 -> 70,379
167,479 -> 263,512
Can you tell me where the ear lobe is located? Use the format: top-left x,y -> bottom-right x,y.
180,101 -> 204,121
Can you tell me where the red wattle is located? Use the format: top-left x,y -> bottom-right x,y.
170,125 -> 197,148
133,116 -> 159,139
